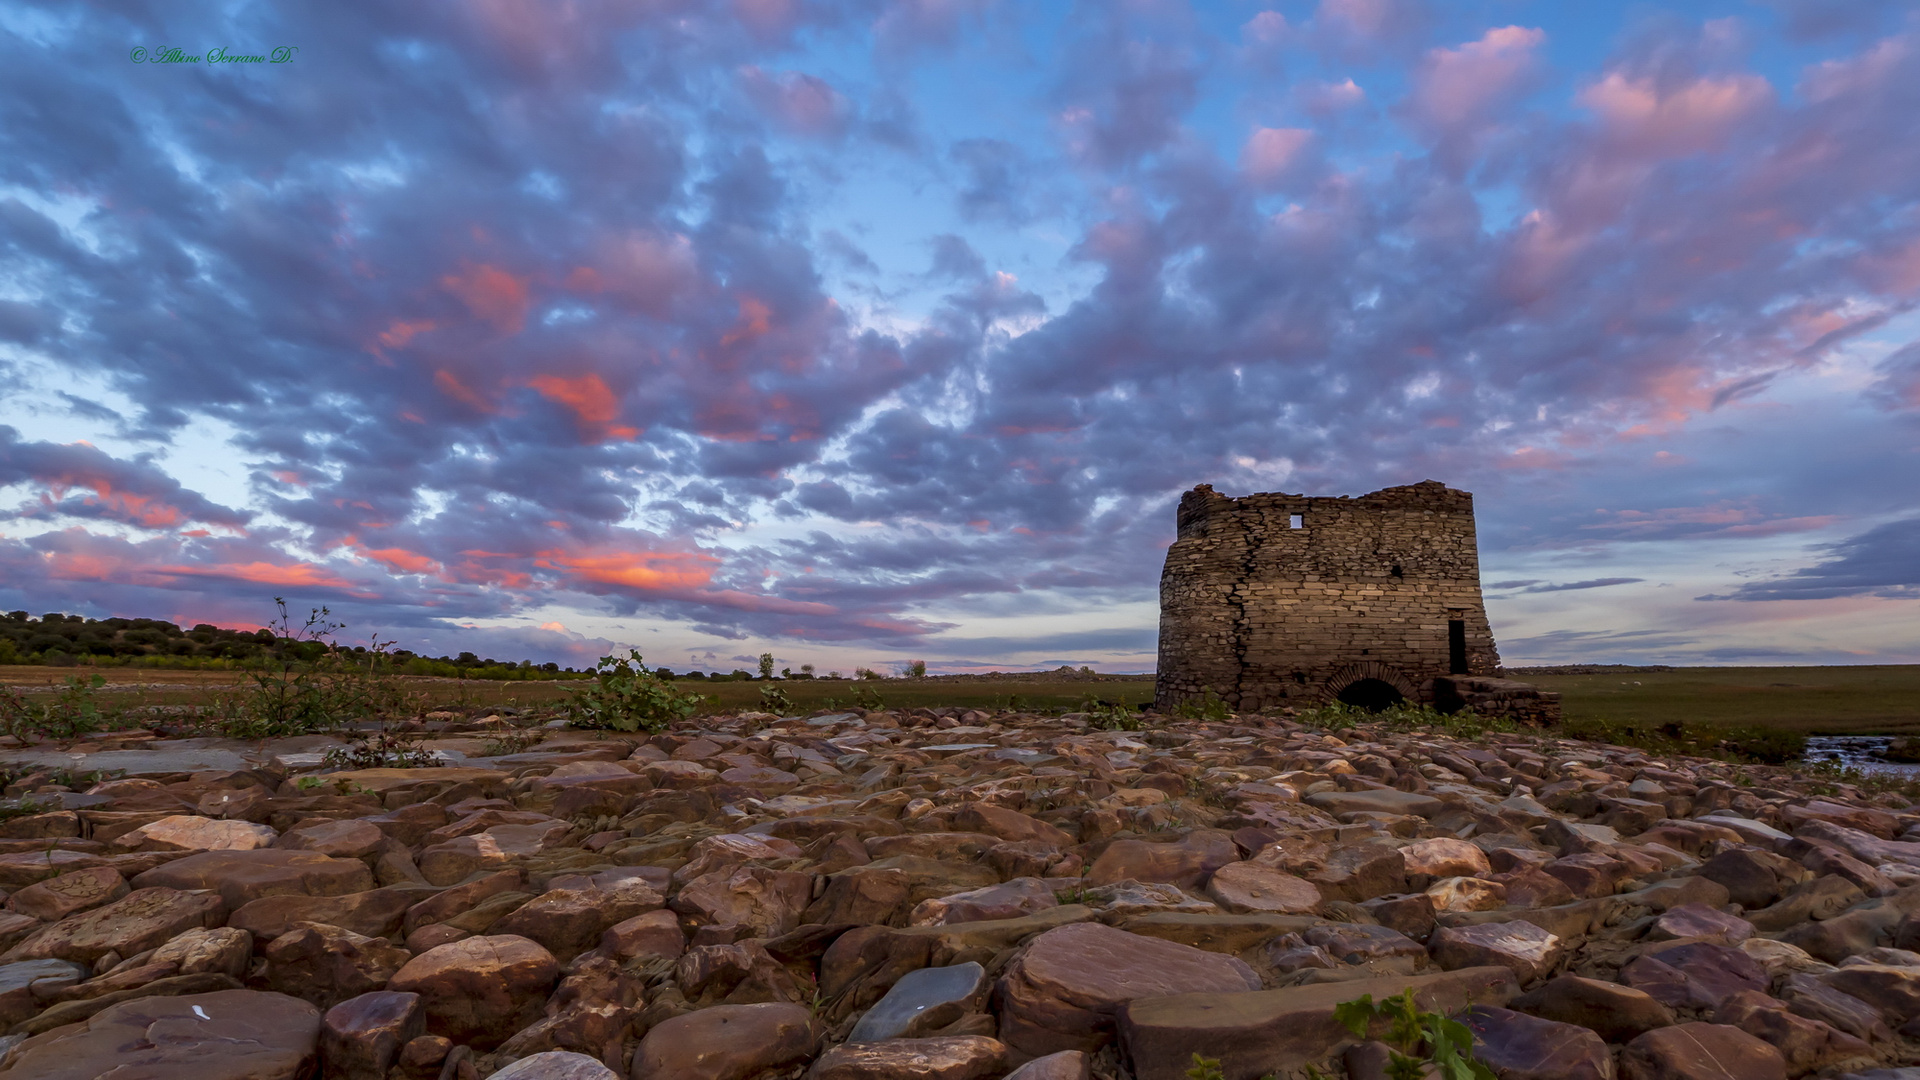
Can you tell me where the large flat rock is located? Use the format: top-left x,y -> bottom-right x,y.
1119,966 -> 1517,1080
1303,789 -> 1445,818
132,849 -> 374,909
996,921 -> 1263,1057
0,743 -> 256,777
0,988 -> 320,1079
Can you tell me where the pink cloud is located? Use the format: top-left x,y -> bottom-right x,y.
1582,503 -> 1841,540
739,67 -> 851,138
1317,0 -> 1393,38
1800,36 -> 1911,104
440,262 -> 531,335
1242,11 -> 1289,47
524,373 -> 640,443
1578,71 -> 1774,157
566,231 -> 697,319
1303,78 -> 1367,116
734,0 -> 802,41
1409,26 -> 1544,134
874,0 -> 993,54
1240,127 -> 1315,188
1497,209 -> 1588,305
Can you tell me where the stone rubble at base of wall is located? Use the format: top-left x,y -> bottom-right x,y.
1430,675 -> 1563,727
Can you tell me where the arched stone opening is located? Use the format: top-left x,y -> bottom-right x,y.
1335,678 -> 1406,712
1322,660 -> 1420,711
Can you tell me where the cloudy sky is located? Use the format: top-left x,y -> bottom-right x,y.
2,0 -> 1918,674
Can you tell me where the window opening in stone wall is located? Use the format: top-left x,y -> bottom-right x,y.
1389,564 -> 1403,578
1448,619 -> 1468,674
1288,513 -> 1302,529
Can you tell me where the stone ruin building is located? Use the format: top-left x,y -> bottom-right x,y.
1155,479 -> 1560,724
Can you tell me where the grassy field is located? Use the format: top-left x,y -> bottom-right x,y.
1519,665 -> 1920,736
6,662 -> 1919,736
0,665 -> 1156,718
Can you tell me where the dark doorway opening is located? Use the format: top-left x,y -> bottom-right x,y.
1336,678 -> 1406,712
1448,620 -> 1468,674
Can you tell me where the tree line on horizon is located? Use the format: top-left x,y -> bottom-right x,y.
0,611 -> 911,683
0,610 -> 587,680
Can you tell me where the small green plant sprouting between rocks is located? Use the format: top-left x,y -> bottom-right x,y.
0,796 -> 51,822
854,685 -> 886,711
1054,884 -> 1094,906
1185,1053 -> 1277,1080
1185,1055 -> 1226,1080
758,684 -> 795,716
1329,988 -> 1496,1080
1080,693 -> 1144,731
565,650 -> 704,733
322,728 -> 439,770
479,727 -> 544,757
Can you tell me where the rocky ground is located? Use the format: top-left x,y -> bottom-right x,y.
0,707 -> 1915,1080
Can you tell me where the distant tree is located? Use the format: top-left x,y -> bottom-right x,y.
907,660 -> 927,678
758,652 -> 775,680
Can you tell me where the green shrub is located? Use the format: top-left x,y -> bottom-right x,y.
565,650 -> 703,733
759,684 -> 795,716
0,675 -> 116,742
1330,988 -> 1495,1080
225,599 -> 360,737
322,729 -> 438,770
1081,693 -> 1144,731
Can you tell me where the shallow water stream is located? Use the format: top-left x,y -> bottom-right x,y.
1802,734 -> 1920,778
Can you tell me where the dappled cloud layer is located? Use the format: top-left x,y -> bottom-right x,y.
1,1 -> 1918,666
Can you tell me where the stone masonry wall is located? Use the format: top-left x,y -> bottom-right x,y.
1156,479 -> 1526,716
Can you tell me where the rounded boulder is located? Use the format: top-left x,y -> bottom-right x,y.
387,934 -> 559,1049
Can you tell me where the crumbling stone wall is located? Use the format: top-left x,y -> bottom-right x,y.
1156,480 -> 1554,721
